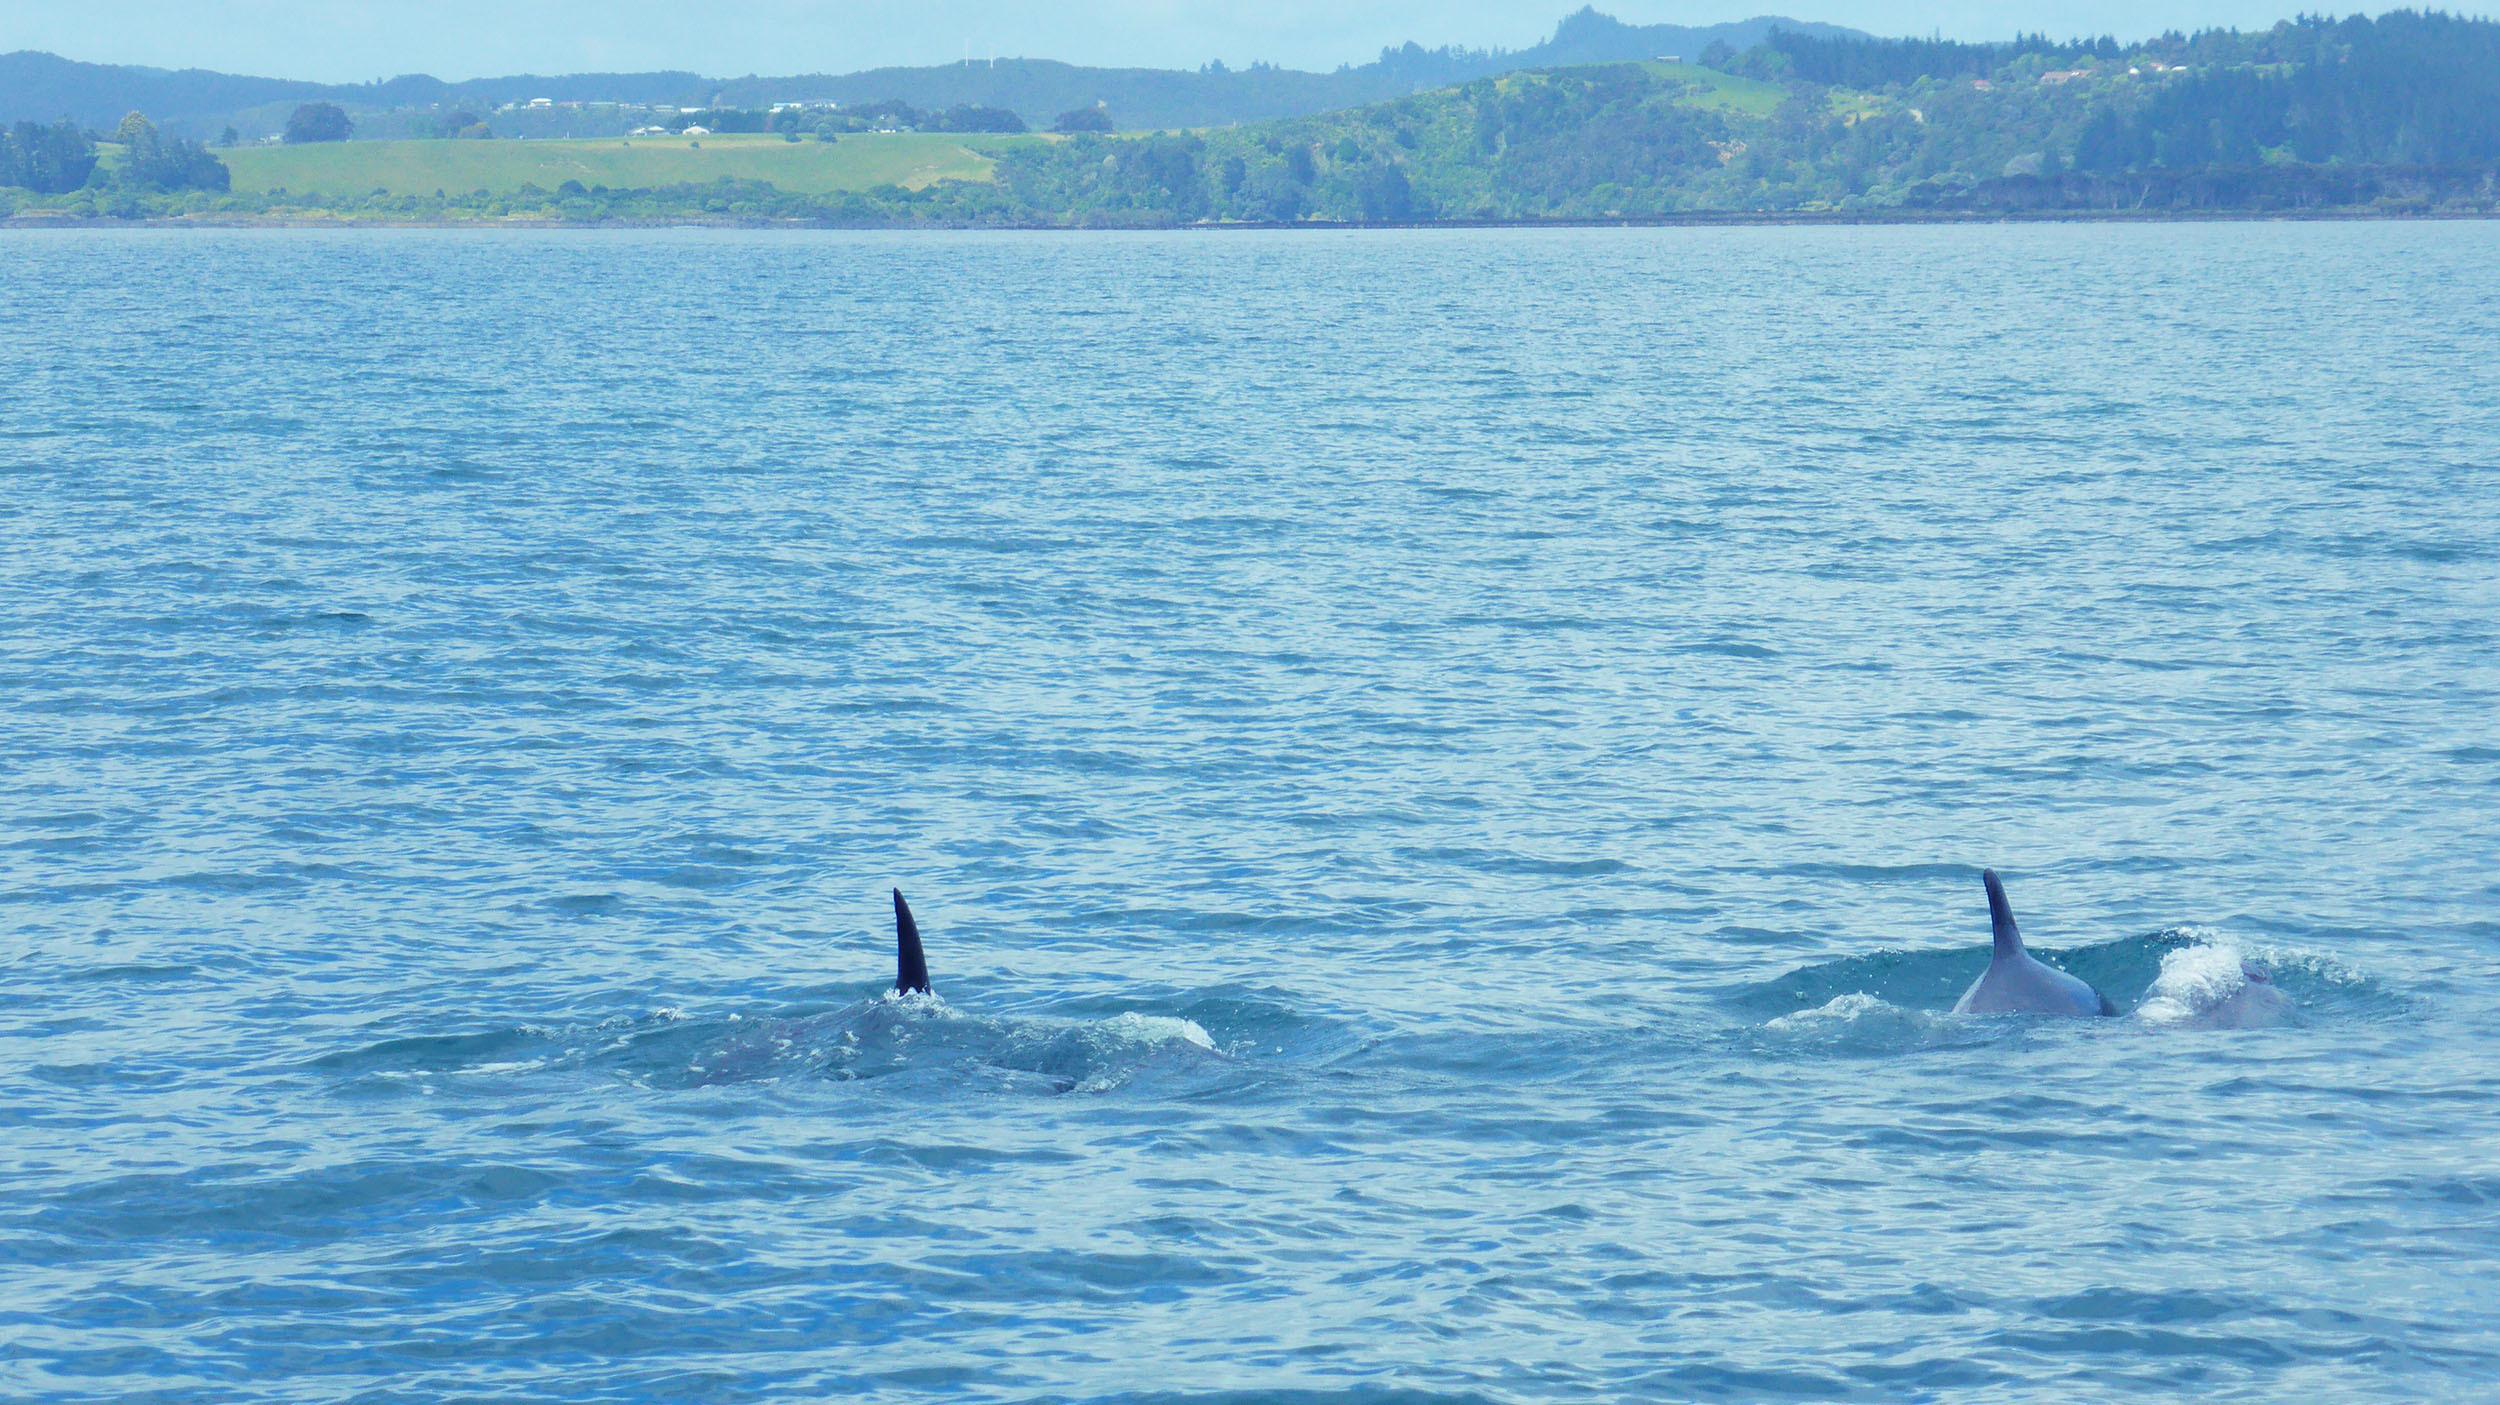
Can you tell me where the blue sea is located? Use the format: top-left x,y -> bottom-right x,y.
4,224 -> 2498,1402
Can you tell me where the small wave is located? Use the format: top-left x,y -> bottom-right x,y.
1766,992 -> 1940,1042
1755,993 -> 2000,1056
64,961 -> 200,985
310,1026 -> 561,1075
1765,992 -> 1904,1034
1395,845 -> 1629,877
1666,640 -> 1779,659
1095,1380 -> 1500,1390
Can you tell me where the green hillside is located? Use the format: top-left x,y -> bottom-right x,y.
216,132 -> 1037,198
1625,60 -> 1788,117
966,13 -> 2500,224
984,63 -> 1808,224
14,13 -> 2500,225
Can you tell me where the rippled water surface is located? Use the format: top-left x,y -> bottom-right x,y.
5,224 -> 2498,1402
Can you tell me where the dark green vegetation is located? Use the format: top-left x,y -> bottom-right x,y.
109,113 -> 228,192
0,11 -> 1856,139
4,11 -> 2498,225
282,102 -> 352,144
0,119 -> 96,194
0,111 -> 223,208
969,11 -> 2500,221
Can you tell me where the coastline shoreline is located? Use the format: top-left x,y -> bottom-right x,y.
7,207 -> 2497,232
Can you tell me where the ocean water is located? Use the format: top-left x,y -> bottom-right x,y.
3,223 -> 2497,1402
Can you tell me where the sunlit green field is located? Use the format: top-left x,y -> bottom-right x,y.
1490,62 -> 1793,119
1634,61 -> 1793,117
216,132 -> 1042,198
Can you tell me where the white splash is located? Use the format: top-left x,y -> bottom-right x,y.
1766,992 -> 1893,1032
2135,937 -> 2299,1030
1764,992 -> 1952,1046
1093,1011 -> 1218,1050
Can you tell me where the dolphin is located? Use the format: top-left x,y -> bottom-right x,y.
1950,870 -> 2116,1017
892,888 -> 932,995
872,889 -> 1218,1091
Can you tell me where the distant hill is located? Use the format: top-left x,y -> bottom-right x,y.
0,52 -> 710,134
0,9 -> 1865,137
703,11 -> 1864,127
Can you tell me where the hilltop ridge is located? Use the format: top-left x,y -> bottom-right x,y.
0,10 -> 1864,138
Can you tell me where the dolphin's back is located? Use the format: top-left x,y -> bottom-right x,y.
1953,948 -> 2108,1017
1951,870 -> 2112,1018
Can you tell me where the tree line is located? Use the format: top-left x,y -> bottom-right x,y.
2067,12 -> 2500,171
0,112 -> 226,194
0,119 -> 96,193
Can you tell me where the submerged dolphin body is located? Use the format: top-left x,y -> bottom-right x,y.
872,890 -> 1220,1082
1951,870 -> 2117,1017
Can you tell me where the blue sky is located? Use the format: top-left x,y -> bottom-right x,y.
8,2 -> 2346,81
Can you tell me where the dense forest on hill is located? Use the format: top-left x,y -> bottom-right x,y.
5,11 -> 2498,223
967,10 -> 2500,221
974,11 -> 2500,220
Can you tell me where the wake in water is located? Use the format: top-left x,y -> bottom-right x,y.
315,889 -> 1219,1094
1738,927 -> 2391,1054
313,990 -> 1245,1098
695,991 -> 1224,1095
312,891 -> 1364,1099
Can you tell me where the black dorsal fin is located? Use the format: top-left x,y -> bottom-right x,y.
893,888 -> 931,995
1982,869 -> 2024,959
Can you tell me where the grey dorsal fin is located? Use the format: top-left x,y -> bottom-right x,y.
1982,869 -> 2024,959
893,888 -> 931,995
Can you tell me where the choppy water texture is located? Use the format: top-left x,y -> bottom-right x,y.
5,224 -> 2499,1403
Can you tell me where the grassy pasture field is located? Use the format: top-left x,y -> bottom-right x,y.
1634,61 -> 1792,117
215,132 -> 1041,198
1490,62 -> 1792,118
